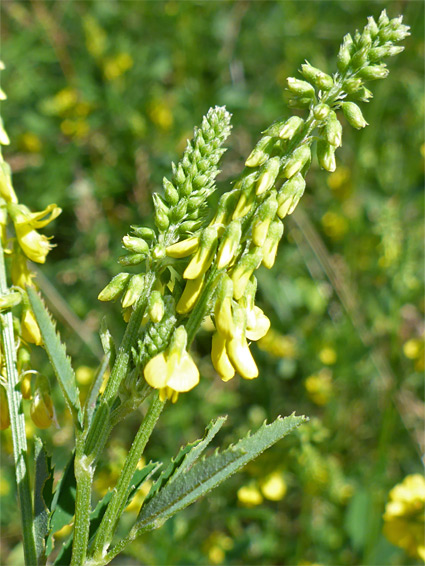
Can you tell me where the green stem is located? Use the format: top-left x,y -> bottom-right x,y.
89,393 -> 165,561
0,240 -> 37,565
70,435 -> 94,566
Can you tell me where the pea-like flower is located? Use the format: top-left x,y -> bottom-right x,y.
144,326 -> 199,401
8,202 -> 61,264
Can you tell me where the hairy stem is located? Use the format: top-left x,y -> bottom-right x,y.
0,239 -> 37,566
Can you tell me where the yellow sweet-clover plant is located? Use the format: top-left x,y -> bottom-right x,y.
0,12 -> 411,566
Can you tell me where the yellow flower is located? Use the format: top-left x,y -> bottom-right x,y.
304,370 -> 333,406
21,307 -> 42,346
144,326 -> 199,399
237,483 -> 263,507
383,474 -> 425,561
260,471 -> 287,501
8,203 -> 61,263
245,306 -> 270,341
11,246 -> 34,288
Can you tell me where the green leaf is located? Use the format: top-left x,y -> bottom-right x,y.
144,416 -> 227,506
27,286 -> 82,428
46,451 -> 76,556
134,413 -> 306,535
34,437 -> 54,565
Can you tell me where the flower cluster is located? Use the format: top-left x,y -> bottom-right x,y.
98,11 -> 409,402
383,474 -> 425,561
0,62 -> 60,429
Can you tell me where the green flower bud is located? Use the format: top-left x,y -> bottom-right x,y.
282,144 -> 311,179
122,235 -> 149,255
171,196 -> 188,221
0,291 -> 22,311
341,101 -> 368,129
317,140 -> 336,172
121,274 -> 145,309
301,62 -> 334,90
153,193 -> 170,230
343,77 -> 363,94
378,10 -> 390,27
217,220 -> 242,269
163,177 -> 179,205
98,273 -> 131,302
179,219 -> 203,234
232,173 -> 257,220
118,253 -> 146,266
337,34 -> 353,72
365,16 -> 379,39
351,47 -> 369,68
130,226 -> 156,239
368,46 -> 389,62
277,173 -> 306,218
287,77 -> 315,97
255,156 -> 281,195
325,112 -> 342,147
148,290 -> 165,323
245,136 -> 273,168
252,193 -> 278,247
350,87 -> 373,103
359,65 -> 389,80
313,103 -> 330,121
278,116 -> 304,141
262,219 -> 284,269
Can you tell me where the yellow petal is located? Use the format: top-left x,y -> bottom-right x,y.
166,237 -> 199,258
211,332 -> 235,382
245,306 -> 271,341
144,352 -> 169,389
227,336 -> 258,379
177,275 -> 204,314
166,352 -> 199,392
21,308 -> 42,346
214,297 -> 234,339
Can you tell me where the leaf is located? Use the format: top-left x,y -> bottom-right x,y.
144,416 -> 226,506
34,437 -> 54,565
27,286 -> 82,428
134,413 -> 306,535
46,451 -> 76,556
53,462 -> 161,566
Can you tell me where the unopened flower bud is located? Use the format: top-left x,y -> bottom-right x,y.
153,194 -> 170,230
0,161 -> 17,203
378,10 -> 390,27
118,253 -> 146,266
20,373 -> 32,400
166,236 -> 199,258
0,385 -> 10,430
341,102 -> 368,129
216,220 -> 242,269
252,193 -> 278,247
282,144 -> 311,179
130,226 -> 156,239
211,332 -> 235,382
365,16 -> 379,39
227,325 -> 258,380
277,174 -> 306,218
232,174 -> 257,220
343,77 -> 363,94
163,177 -> 179,205
317,140 -> 336,172
171,197 -> 188,221
0,291 -> 21,311
262,219 -> 284,268
98,273 -> 131,302
177,274 -> 204,314
245,136 -> 273,168
287,77 -> 315,98
351,87 -> 373,103
122,235 -> 149,255
351,47 -> 369,68
173,162 -> 186,187
21,306 -> 42,346
359,65 -> 389,80
313,103 -> 330,121
279,116 -> 304,140
148,290 -> 165,323
231,246 -> 263,300
214,276 -> 235,338
325,112 -> 342,147
121,274 -> 145,309
301,62 -> 333,90
255,157 -> 281,195
183,226 -> 218,280
337,34 -> 353,72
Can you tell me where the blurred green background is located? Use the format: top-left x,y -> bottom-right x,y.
1,1 -> 424,565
